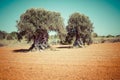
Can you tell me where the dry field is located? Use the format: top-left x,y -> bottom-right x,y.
0,42 -> 120,80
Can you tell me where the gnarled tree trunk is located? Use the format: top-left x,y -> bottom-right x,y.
28,28 -> 50,51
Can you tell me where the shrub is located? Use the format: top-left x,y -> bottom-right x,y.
0,30 -> 7,40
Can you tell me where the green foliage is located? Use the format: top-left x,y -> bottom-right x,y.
17,8 -> 66,42
0,30 -> 17,40
65,12 -> 93,45
92,32 -> 98,38
6,34 -> 13,40
49,34 -> 60,45
2,31 -> 18,40
116,35 -> 120,37
9,31 -> 18,39
93,37 -> 120,44
106,34 -> 114,38
0,30 -> 7,40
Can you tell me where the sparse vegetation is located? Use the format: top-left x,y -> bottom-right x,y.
92,34 -> 120,44
106,34 -> 114,38
0,30 -> 7,40
92,33 -> 98,38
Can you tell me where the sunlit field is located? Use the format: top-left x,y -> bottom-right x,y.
0,41 -> 120,80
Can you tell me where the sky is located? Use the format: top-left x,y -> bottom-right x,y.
0,0 -> 120,36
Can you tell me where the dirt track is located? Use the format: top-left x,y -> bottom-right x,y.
0,43 -> 120,80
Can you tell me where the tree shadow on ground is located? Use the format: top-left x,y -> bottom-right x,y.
0,43 -> 6,47
13,49 -> 29,53
56,46 -> 73,49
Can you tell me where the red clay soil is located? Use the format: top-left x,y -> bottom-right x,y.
0,43 -> 120,80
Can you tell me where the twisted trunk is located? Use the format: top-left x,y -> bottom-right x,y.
28,29 -> 50,51
73,33 -> 84,47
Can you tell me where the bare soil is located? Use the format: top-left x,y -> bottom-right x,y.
0,43 -> 120,80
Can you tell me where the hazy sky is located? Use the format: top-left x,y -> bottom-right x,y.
0,0 -> 120,35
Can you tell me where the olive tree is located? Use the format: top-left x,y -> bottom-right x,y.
17,8 -> 66,51
65,13 -> 93,47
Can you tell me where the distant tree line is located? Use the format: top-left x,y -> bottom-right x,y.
92,32 -> 120,38
0,30 -> 18,40
92,33 -> 120,43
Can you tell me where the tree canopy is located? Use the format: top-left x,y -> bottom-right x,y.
17,8 -> 66,37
